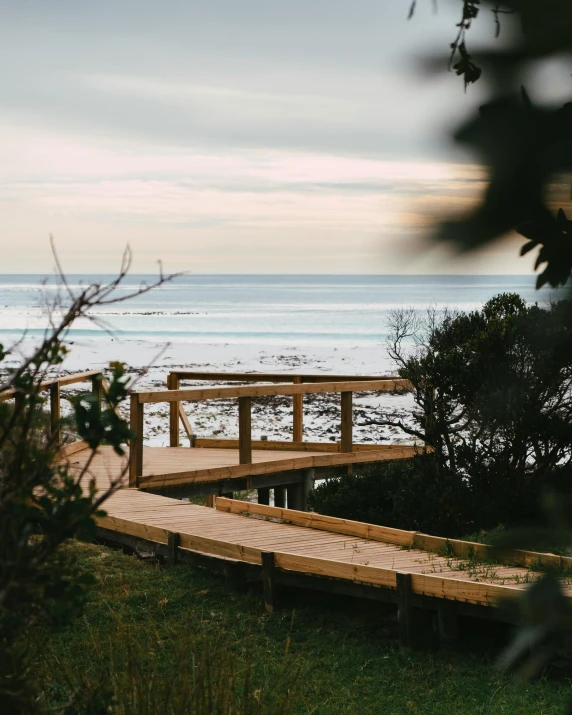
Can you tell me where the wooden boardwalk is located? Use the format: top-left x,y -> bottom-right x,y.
69,445 -> 572,629
10,368 -> 570,645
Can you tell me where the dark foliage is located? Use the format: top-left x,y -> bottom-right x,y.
0,249 -> 174,712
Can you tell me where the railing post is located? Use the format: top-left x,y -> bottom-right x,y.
50,382 -> 61,448
91,373 -> 103,403
168,373 -> 180,448
238,396 -> 252,464
292,376 -> 303,442
340,390 -> 353,453
129,393 -> 144,487
261,551 -> 276,614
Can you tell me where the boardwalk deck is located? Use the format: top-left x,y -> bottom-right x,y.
68,445 -> 572,620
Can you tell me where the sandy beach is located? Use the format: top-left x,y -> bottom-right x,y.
2,336 -> 418,448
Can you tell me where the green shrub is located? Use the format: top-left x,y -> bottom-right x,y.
310,456 -> 572,539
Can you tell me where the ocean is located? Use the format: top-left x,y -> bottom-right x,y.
0,274 -> 560,349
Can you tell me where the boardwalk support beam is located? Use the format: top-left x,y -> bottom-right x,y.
437,600 -> 458,648
167,532 -> 180,566
397,572 -> 414,649
261,551 -> 276,614
274,486 -> 286,508
258,487 -> 270,505
238,396 -> 252,464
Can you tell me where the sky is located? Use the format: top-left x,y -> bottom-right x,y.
0,0 -> 563,274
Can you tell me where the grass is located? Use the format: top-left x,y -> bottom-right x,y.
26,540 -> 572,714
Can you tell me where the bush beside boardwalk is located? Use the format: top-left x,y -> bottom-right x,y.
27,540 -> 569,715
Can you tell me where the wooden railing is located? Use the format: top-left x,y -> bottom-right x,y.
129,377 -> 411,485
0,369 -> 106,456
167,371 -> 401,448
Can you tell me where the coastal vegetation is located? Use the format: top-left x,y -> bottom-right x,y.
26,539 -> 571,714
312,294 -> 572,542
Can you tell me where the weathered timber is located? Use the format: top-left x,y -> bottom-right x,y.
238,396 -> 252,464
136,379 -> 411,404
261,551 -> 276,614
129,394 -> 144,486
292,376 -> 303,442
340,391 -> 353,453
50,382 -> 61,446
168,373 -> 180,448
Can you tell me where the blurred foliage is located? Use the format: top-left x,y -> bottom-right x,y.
411,1 -> 572,288
0,254 -> 173,713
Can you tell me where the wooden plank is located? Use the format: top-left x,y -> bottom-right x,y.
58,440 -> 90,457
137,447 -> 417,488
0,370 -> 103,403
170,371 -> 398,383
193,438 -> 416,453
261,552 -> 276,614
340,391 -> 353,453
50,382 -> 61,447
292,376 -> 303,442
136,379 -> 411,403
129,394 -> 144,486
215,498 -> 417,546
274,551 -> 397,588
238,396 -> 252,464
179,403 -> 194,443
56,370 -> 102,387
168,373 -> 180,448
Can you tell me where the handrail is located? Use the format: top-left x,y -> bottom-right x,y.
128,377 -> 412,487
169,371 -> 397,383
0,369 -> 103,403
136,379 -> 410,404
167,371 -> 406,449
0,370 -> 105,452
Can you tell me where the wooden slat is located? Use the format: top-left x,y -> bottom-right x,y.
136,379 -> 411,404
292,376 -> 303,442
238,396 -> 252,464
193,438 -> 416,453
0,370 -> 103,403
215,497 -> 417,546
129,394 -> 144,486
170,371 -> 397,383
168,373 -> 180,448
179,403 -> 194,442
50,382 -> 61,446
59,440 -> 90,457
274,551 -> 397,588
137,447 -> 418,487
340,391 -> 352,453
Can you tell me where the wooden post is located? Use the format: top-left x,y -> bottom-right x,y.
129,394 -> 144,487
205,494 -> 216,508
274,486 -> 286,508
238,396 -> 252,464
437,601 -> 458,648
258,487 -> 270,505
397,572 -> 414,649
91,373 -> 103,403
340,391 -> 353,453
286,483 -> 302,511
301,468 -> 314,511
292,376 -> 303,442
261,551 -> 276,614
50,382 -> 61,447
168,373 -> 180,448
167,531 -> 180,566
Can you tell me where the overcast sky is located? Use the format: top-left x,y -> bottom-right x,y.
0,0 -> 554,273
